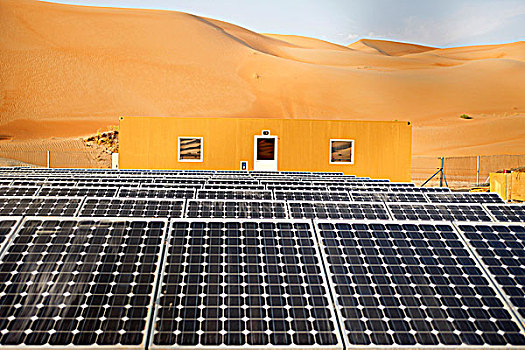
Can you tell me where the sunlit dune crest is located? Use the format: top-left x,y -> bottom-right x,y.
0,0 -> 524,156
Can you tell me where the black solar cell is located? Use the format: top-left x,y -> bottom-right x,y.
152,219 -> 343,348
38,186 -> 118,197
316,220 -> 525,347
196,190 -> 273,200
0,217 -> 21,253
274,191 -> 351,202
0,196 -> 83,216
79,198 -> 185,218
388,203 -> 494,222
455,222 -> 525,321
186,200 -> 288,219
0,217 -> 167,347
0,186 -> 40,197
484,204 -> 525,222
288,201 -> 391,220
118,187 -> 195,199
426,192 -> 505,204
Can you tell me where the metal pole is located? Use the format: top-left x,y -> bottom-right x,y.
476,156 -> 480,185
439,157 -> 444,187
504,170 -> 508,201
47,150 -> 50,168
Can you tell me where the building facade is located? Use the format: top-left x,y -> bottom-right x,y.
119,116 -> 412,181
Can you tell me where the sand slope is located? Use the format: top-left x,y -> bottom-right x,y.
1,0 -> 524,156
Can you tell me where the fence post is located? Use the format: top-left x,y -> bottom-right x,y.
46,151 -> 50,168
439,157 -> 444,187
476,156 -> 480,185
504,170 -> 508,201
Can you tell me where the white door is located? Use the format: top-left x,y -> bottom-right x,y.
254,135 -> 278,171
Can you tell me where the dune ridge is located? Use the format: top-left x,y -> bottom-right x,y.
0,0 -> 524,157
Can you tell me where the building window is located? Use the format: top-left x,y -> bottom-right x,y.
178,137 -> 203,162
330,139 -> 354,164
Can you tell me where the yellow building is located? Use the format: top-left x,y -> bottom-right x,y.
119,116 -> 412,181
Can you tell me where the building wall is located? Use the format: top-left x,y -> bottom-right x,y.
119,116 -> 412,181
490,172 -> 525,201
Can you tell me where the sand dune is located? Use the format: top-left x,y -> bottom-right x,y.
1,0 -> 524,158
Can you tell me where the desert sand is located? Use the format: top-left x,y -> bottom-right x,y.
1,0 -> 524,161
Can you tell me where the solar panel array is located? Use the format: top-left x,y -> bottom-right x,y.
0,167 -> 523,350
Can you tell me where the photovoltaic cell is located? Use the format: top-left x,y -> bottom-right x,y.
186,200 -> 289,219
315,220 -> 525,347
0,217 -> 21,253
206,180 -> 260,185
0,196 -> 84,217
287,201 -> 391,220
196,190 -> 273,200
483,204 -> 525,222
426,192 -> 505,204
266,185 -> 329,192
0,186 -> 40,197
203,184 -> 265,190
0,217 -> 167,348
274,191 -> 351,202
329,186 -> 390,192
391,187 -> 451,193
151,219 -> 343,349
78,197 -> 185,218
118,187 -> 196,199
38,186 -> 118,197
382,193 -> 429,203
348,192 -> 386,202
387,203 -> 494,222
455,222 -> 525,321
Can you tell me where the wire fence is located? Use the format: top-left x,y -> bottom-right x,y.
1,149 -> 523,187
412,154 -> 525,187
0,150 -> 110,168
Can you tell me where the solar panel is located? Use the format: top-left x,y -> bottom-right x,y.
0,186 -> 41,197
151,219 -> 343,348
260,180 -> 308,187
266,185 -> 329,192
15,181 -> 79,187
426,192 -> 505,204
0,196 -> 84,217
78,197 -> 185,218
382,192 -> 429,203
185,200 -> 288,219
483,204 -> 525,222
381,182 -> 415,187
196,190 -> 273,200
330,186 -> 390,192
74,181 -> 142,188
38,186 -> 118,197
0,217 -> 167,348
118,187 -> 196,199
455,222 -> 525,322
153,178 -> 207,185
288,201 -> 391,220
140,183 -> 203,190
0,216 -> 22,253
387,203 -> 494,222
203,184 -> 265,190
207,179 -> 260,185
348,192 -> 386,202
315,220 -> 525,347
391,187 -> 451,193
274,190 -> 351,202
